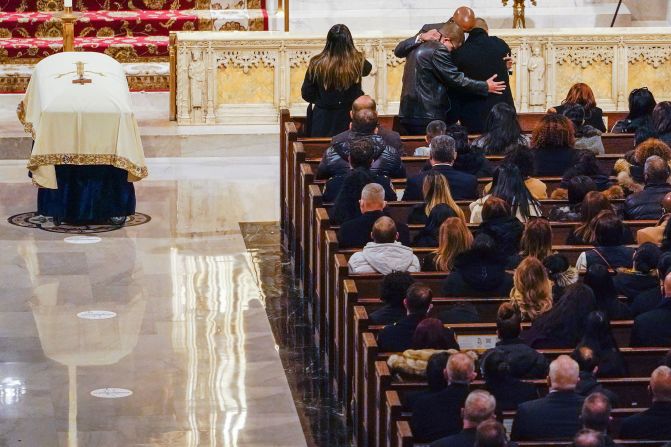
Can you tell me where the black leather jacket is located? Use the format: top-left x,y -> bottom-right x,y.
398,40 -> 489,122
315,134 -> 405,180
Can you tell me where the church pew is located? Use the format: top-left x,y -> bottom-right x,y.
393,411 -> 664,447
284,127 -> 632,235
358,332 -> 656,447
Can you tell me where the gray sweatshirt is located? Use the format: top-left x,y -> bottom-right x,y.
348,242 -> 421,274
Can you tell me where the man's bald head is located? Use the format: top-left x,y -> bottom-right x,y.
463,390 -> 496,426
581,392 -> 611,432
446,352 -> 476,384
663,192 -> 671,213
351,108 -> 378,135
651,365 -> 671,402
663,271 -> 671,299
360,183 -> 385,213
439,22 -> 466,50
644,155 -> 670,184
474,18 -> 489,32
549,355 -> 580,391
371,216 -> 397,244
573,429 -> 605,447
452,6 -> 476,31
475,420 -> 507,447
352,95 -> 377,114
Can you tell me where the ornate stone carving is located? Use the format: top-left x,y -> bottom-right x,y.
555,46 -> 614,67
386,48 -> 404,68
216,50 -> 277,73
528,44 -> 545,107
628,45 -> 671,68
288,50 -> 316,68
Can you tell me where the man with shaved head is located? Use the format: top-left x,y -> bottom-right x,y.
511,355 -> 585,441
624,155 -> 671,220
431,390 -> 496,447
331,95 -> 402,150
394,14 -> 505,134
411,352 -> 475,443
620,366 -> 671,439
631,271 -> 671,346
450,17 -> 515,133
637,191 -> 671,244
337,183 -> 410,248
347,216 -> 420,274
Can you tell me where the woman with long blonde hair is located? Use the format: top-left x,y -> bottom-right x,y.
422,217 -> 473,272
408,171 -> 465,224
301,24 -> 372,137
510,256 -> 553,321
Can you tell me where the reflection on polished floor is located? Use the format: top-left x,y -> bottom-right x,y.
0,156 -> 308,446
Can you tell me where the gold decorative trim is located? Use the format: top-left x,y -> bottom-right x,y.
28,154 -> 149,180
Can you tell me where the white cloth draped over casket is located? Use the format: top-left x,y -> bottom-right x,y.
18,52 -> 148,189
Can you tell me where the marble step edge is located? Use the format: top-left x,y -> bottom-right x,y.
0,62 -> 169,93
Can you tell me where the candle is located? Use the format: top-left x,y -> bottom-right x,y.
64,0 -> 72,7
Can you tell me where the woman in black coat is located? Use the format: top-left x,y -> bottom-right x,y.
611,87 -> 656,134
583,264 -> 632,321
576,311 -> 627,378
552,83 -> 607,132
530,114 -> 579,177
482,349 -> 539,411
301,24 -> 372,137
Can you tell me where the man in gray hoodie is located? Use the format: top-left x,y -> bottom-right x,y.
347,216 -> 420,274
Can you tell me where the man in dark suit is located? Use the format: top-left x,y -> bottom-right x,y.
619,366 -> 671,440
377,284 -> 458,352
474,420 -> 510,447
511,355 -> 585,441
631,271 -> 671,347
395,21 -> 505,135
411,352 -> 477,442
580,393 -> 617,447
403,135 -> 478,201
431,390 -> 497,447
337,183 -> 409,248
331,95 -> 402,150
451,19 -> 514,133
573,347 -> 620,407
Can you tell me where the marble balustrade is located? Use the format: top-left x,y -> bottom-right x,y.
172,28 -> 671,125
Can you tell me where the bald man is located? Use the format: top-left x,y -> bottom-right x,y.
631,271 -> 671,347
331,95 -> 402,150
636,191 -> 671,244
411,353 -> 476,442
450,18 -> 515,133
394,7 -> 475,59
511,355 -> 585,441
347,216 -> 420,274
431,390 -> 496,447
624,155 -> 671,220
337,183 -> 410,248
573,429 -> 605,447
395,20 -> 505,134
620,366 -> 671,439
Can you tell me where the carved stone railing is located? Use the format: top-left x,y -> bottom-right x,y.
171,28 -> 671,125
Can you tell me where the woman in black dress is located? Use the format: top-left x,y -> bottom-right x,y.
301,24 -> 372,137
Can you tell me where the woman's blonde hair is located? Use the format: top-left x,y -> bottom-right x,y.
422,171 -> 465,220
510,256 -> 553,321
307,24 -> 366,91
432,217 -> 473,271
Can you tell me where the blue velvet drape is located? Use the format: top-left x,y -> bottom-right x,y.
37,165 -> 136,222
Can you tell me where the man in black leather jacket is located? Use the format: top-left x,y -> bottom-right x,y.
395,21 -> 506,135
624,155 -> 671,220
316,107 -> 405,180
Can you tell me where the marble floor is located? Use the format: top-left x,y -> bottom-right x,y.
0,155 -> 335,446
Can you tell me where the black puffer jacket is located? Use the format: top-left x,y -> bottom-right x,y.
442,248 -> 514,297
453,149 -> 494,178
623,183 -> 671,220
476,216 -> 524,259
315,134 -> 405,180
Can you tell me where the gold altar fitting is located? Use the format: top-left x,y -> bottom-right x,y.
60,6 -> 77,52
502,0 -> 537,28
72,61 -> 91,85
